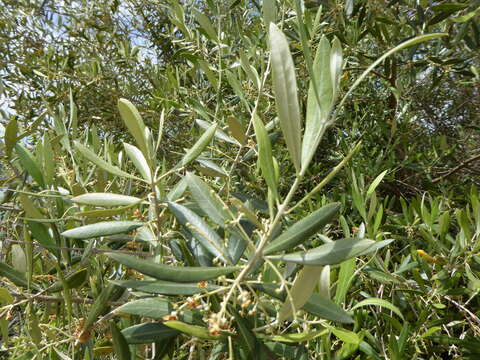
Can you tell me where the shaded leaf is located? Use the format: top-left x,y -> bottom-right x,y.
180,123 -> 217,167
164,320 -> 224,340
76,205 -> 137,218
252,283 -> 353,323
15,144 -> 45,188
185,172 -> 231,227
4,117 -> 18,159
84,283 -> 124,331
111,279 -> 219,295
0,261 -> 30,288
168,202 -> 231,263
226,116 -> 247,145
110,322 -> 131,360
122,322 -> 179,344
196,159 -> 228,178
264,203 -> 341,255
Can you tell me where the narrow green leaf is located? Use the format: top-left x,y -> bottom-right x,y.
164,320 -> 224,340
268,238 -> 376,265
192,9 -> 219,42
110,322 -> 131,360
180,123 -> 217,167
123,143 -> 152,183
168,202 -> 231,263
74,141 -> 140,181
117,99 -> 149,159
4,117 -> 18,159
111,280 -> 219,295
61,221 -> 144,239
252,282 -> 353,323
367,170 -> 388,197
350,297 -> 405,321
278,265 -> 324,322
185,172 -> 231,227
72,193 -> 142,207
122,322 -> 179,344
453,8 -> 480,22
269,23 -> 302,173
301,36 -> 333,173
106,252 -> 239,283
331,328 -> 361,345
252,114 -> 278,199
115,298 -> 172,319
264,203 -> 341,255
15,144 -> 45,188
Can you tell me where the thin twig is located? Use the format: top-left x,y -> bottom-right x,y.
432,153 -> 480,183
